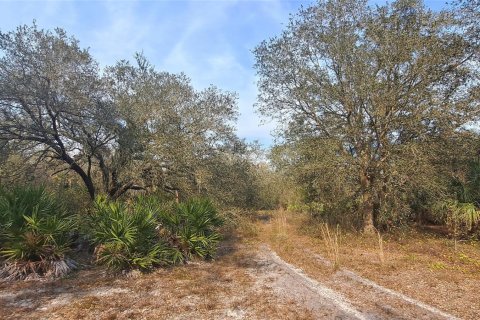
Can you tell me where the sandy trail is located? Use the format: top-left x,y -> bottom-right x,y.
255,244 -> 460,320
253,245 -> 366,319
306,248 -> 459,319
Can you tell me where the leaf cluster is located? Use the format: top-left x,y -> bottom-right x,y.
86,196 -> 223,272
0,186 -> 76,279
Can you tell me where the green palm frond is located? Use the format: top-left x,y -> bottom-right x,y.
87,196 -> 223,272
87,196 -> 173,272
156,198 -> 223,260
0,186 -> 76,280
432,200 -> 480,234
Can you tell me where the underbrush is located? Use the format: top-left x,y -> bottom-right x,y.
0,186 -> 77,280
0,185 -> 226,279
87,197 -> 177,272
289,209 -> 480,272
219,208 -> 260,238
86,196 -> 224,273
288,201 -> 364,232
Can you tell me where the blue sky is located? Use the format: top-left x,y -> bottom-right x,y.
0,0 -> 447,146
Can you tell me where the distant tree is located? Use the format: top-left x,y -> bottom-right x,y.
254,0 -> 479,231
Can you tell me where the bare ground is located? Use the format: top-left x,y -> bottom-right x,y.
1,212 -> 478,319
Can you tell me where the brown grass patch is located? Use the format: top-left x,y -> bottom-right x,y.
255,210 -> 480,319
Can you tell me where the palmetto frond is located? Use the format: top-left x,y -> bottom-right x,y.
87,197 -> 173,272
0,186 -> 76,280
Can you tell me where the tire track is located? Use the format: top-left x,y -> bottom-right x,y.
258,245 -> 460,319
304,248 -> 459,320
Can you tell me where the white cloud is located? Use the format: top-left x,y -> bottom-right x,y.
89,1 -> 157,66
0,0 -> 309,147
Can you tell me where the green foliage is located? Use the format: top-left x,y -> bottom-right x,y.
157,198 -> 223,260
86,196 -> 223,272
287,202 -> 324,217
87,196 -> 175,272
0,23 -> 242,202
0,186 -> 76,280
425,159 -> 480,237
429,261 -> 447,271
432,200 -> 480,237
451,161 -> 480,205
254,0 -> 478,231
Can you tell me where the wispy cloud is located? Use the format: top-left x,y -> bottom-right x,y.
0,0 -> 448,146
0,0 -> 311,146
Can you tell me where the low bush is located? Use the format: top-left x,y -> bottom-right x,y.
156,198 -> 223,260
87,197 -> 176,272
87,196 -> 223,272
0,188 -> 224,276
287,202 -> 324,217
432,200 -> 480,241
0,186 -> 77,280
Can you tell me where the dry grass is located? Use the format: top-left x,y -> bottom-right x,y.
319,223 -> 340,269
272,209 -> 288,240
375,228 -> 385,265
2,210 -> 479,319
254,210 -> 480,319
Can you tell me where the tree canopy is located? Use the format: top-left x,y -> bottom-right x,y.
0,24 -> 247,202
254,0 -> 479,230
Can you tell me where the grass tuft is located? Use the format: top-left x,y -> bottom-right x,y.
320,223 -> 340,269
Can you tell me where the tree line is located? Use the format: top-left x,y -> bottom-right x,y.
0,24 -> 273,208
1,0 -> 479,235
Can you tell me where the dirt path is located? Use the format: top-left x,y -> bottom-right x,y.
255,244 -> 460,320
306,248 -> 459,319
253,245 -> 366,319
1,243 -> 460,319
249,209 -> 477,319
2,242 -> 319,320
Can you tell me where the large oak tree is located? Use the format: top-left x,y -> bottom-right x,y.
254,0 -> 479,231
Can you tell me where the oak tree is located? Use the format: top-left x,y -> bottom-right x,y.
254,0 -> 479,231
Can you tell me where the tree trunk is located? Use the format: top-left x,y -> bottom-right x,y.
60,153 -> 95,200
360,166 -> 375,233
80,173 -> 96,201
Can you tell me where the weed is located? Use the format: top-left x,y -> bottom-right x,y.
405,253 -> 417,262
274,210 -> 288,239
429,261 -> 446,270
319,223 -> 340,269
376,229 -> 385,264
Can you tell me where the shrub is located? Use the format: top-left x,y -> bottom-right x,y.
432,200 -> 480,239
287,202 -> 324,217
0,186 -> 76,280
157,198 -> 223,260
86,196 -> 223,272
87,197 -> 176,272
